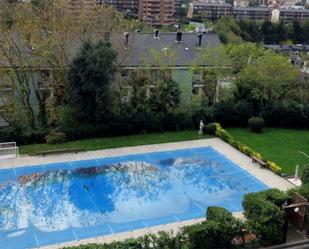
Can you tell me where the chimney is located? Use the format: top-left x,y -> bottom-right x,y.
124,32 -> 129,48
104,32 -> 111,42
197,33 -> 202,47
176,32 -> 182,43
154,29 -> 159,39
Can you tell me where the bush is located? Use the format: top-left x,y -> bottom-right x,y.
248,117 -> 265,133
203,123 -> 217,135
45,131 -> 66,144
206,206 -> 235,223
266,161 -> 282,174
301,167 -> 309,184
184,221 -> 236,249
243,190 -> 286,246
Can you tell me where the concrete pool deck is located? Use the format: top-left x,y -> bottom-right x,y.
0,138 -> 294,249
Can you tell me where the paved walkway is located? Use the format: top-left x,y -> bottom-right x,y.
0,138 -> 295,249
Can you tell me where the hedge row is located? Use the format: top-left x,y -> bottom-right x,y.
212,123 -> 282,174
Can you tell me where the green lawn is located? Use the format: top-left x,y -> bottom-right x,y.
228,128 -> 309,175
20,130 -> 206,155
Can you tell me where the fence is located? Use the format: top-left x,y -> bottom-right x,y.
0,142 -> 19,159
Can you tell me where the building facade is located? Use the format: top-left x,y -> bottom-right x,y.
138,0 -> 176,25
189,1 -> 309,21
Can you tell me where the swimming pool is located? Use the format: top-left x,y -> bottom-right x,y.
0,146 -> 269,249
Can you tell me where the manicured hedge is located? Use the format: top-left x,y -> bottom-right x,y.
242,189 -> 288,246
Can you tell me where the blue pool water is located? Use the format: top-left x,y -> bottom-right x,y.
0,147 -> 269,249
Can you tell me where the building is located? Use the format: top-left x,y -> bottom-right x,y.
233,6 -> 271,19
0,32 -> 223,117
119,31 -> 223,101
97,0 -> 139,14
66,0 -> 139,16
189,1 -> 309,21
279,7 -> 309,20
138,0 -> 176,26
188,2 -> 232,20
233,0 -> 249,8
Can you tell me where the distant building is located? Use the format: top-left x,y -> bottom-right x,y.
279,7 -> 309,20
233,6 -> 271,19
188,2 -> 232,20
271,8 -> 280,22
67,0 -> 139,15
138,0 -> 176,26
233,0 -> 249,7
189,1 -> 309,20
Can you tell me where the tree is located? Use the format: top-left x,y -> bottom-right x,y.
65,40 -> 117,125
226,42 -> 268,74
149,79 -> 181,114
0,0 -> 133,132
234,53 -> 300,108
194,45 -> 232,103
292,20 -> 304,43
261,21 -> 274,44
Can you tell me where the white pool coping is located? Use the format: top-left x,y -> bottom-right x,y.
0,138 -> 294,249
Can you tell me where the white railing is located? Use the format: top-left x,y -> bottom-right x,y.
0,142 -> 19,159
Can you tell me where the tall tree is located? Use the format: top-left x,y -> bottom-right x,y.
0,0 -> 133,130
234,53 -> 300,108
65,40 -> 117,125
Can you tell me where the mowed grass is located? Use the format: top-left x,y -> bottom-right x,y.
228,128 -> 309,175
20,130 -> 206,155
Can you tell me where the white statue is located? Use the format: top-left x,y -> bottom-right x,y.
198,120 -> 204,135
295,165 -> 299,180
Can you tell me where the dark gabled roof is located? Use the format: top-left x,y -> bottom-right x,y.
120,32 -> 222,67
0,32 -> 221,68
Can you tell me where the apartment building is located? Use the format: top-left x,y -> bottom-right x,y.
188,2 -> 232,20
189,1 -> 309,21
233,6 -> 271,20
138,0 -> 176,25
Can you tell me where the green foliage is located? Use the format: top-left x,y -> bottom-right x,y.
215,124 -> 282,174
65,40 -> 117,125
45,131 -> 66,144
185,206 -> 243,249
203,123 -> 217,135
228,128 -> 309,175
226,43 -> 267,74
206,206 -> 235,223
149,79 -> 181,114
234,53 -> 300,108
248,117 -> 265,133
214,17 -> 309,44
301,167 -> 309,184
243,190 -> 287,246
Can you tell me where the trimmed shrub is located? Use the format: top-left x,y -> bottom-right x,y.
248,117 -> 265,133
203,123 -> 217,135
243,190 -> 286,246
45,131 -> 66,144
184,221 -> 236,249
266,161 -> 282,174
206,206 -> 235,223
301,167 -> 309,184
